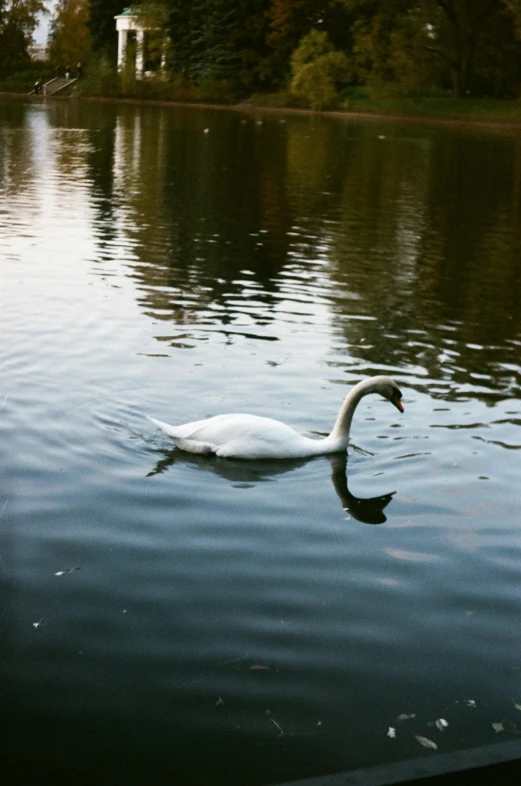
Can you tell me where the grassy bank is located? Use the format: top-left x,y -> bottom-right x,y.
68,63 -> 521,125
78,72 -> 521,126
244,89 -> 521,125
4,68 -> 521,127
344,96 -> 521,124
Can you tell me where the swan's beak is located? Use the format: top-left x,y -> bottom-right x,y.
391,393 -> 404,413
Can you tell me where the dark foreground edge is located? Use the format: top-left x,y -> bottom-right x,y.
274,739 -> 521,786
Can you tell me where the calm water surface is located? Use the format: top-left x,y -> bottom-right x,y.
2,98 -> 521,785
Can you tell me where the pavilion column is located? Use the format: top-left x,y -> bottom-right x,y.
160,37 -> 170,75
135,29 -> 145,79
117,28 -> 128,70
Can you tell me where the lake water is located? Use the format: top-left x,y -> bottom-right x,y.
2,98 -> 521,785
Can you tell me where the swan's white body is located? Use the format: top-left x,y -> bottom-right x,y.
148,375 -> 403,460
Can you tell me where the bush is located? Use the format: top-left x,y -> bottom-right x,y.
0,63 -> 53,93
79,59 -> 239,105
78,56 -> 119,96
290,30 -> 351,110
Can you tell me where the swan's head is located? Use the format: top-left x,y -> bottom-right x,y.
373,376 -> 404,413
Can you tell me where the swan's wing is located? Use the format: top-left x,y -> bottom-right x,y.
197,415 -> 315,458
148,413 -> 325,459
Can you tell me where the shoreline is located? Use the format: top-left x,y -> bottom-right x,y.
3,89 -> 521,132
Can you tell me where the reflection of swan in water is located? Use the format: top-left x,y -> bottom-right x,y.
329,453 -> 394,525
147,449 -> 395,525
147,376 -> 403,459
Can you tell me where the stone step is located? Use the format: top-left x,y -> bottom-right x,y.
43,77 -> 78,96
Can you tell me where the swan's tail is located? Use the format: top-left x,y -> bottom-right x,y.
147,416 -> 214,455
146,416 -> 180,438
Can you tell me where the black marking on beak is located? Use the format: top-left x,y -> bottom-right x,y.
391,390 -> 404,413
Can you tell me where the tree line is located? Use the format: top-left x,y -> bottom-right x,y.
87,0 -> 521,100
4,1 -> 521,104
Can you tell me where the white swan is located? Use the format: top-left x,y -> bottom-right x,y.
147,375 -> 403,460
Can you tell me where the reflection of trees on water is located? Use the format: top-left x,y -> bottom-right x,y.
84,105 -> 298,329
76,103 -> 521,396
323,126 -> 521,397
86,111 -> 119,257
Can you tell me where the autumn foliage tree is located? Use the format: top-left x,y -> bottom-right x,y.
48,0 -> 92,71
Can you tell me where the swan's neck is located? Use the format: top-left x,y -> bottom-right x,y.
328,378 -> 378,448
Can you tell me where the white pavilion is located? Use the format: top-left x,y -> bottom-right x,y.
115,5 -> 167,78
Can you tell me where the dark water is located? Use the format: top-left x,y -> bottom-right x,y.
2,98 -> 521,785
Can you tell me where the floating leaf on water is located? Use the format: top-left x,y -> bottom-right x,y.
55,567 -> 80,576
415,735 -> 438,750
435,719 -> 449,731
267,714 -> 284,735
387,727 -> 396,739
396,713 -> 416,722
492,722 -> 504,733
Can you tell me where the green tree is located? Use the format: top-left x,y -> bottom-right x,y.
48,0 -> 92,71
168,0 -> 226,80
418,0 -> 500,97
505,0 -> 521,35
0,0 -> 48,73
290,28 -> 350,108
342,0 -> 521,98
227,0 -> 272,89
88,0 -> 127,57
166,0 -> 271,90
267,0 -> 325,66
266,0 -> 352,83
345,1 -> 423,95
